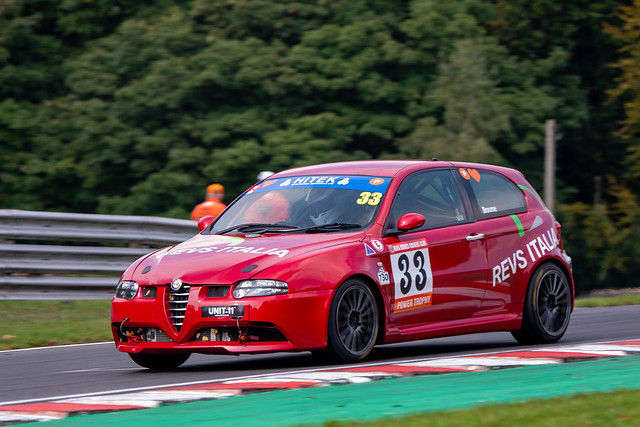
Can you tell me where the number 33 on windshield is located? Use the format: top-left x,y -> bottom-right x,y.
356,192 -> 383,206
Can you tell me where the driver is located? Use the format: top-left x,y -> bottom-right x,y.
306,188 -> 341,225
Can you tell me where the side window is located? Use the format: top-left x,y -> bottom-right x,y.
464,170 -> 526,219
390,170 -> 468,229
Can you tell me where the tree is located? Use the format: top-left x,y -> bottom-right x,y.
0,0 -> 628,221
491,0 -> 627,203
604,0 -> 640,184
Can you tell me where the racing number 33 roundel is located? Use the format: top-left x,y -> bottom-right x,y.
389,239 -> 433,312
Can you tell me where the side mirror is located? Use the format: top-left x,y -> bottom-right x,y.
197,215 -> 215,231
397,213 -> 425,231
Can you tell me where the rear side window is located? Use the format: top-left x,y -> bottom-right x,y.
463,169 -> 526,219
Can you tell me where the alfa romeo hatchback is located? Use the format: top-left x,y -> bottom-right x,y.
112,160 -> 574,369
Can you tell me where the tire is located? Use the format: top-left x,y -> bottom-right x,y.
512,263 -> 572,345
128,352 -> 191,370
327,279 -> 379,363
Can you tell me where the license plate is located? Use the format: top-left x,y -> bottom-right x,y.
201,305 -> 245,318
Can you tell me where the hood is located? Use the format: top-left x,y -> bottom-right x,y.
130,232 -> 363,285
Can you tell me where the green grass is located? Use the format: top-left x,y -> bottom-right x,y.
0,300 -> 112,350
322,389 -> 640,426
574,293 -> 640,307
0,292 -> 638,351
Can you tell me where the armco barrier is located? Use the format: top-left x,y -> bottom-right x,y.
0,209 -> 197,299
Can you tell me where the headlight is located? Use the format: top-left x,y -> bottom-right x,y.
233,280 -> 288,299
115,280 -> 139,300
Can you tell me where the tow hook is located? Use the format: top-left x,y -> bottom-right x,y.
235,317 -> 259,343
119,318 -> 141,343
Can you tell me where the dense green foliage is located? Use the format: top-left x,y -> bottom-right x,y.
1,0 -> 639,292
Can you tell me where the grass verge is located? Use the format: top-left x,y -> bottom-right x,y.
323,389 -> 640,426
0,300 -> 112,350
574,293 -> 640,307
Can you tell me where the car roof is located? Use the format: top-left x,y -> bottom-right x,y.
272,159 -> 518,179
273,160 -> 450,178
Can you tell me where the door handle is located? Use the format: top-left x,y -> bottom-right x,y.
466,233 -> 485,241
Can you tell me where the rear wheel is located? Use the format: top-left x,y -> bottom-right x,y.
128,352 -> 191,370
327,279 -> 379,363
512,263 -> 572,345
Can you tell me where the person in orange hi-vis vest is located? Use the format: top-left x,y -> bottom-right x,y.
191,183 -> 226,221
243,192 -> 290,224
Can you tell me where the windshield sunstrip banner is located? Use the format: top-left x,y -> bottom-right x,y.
247,176 -> 392,195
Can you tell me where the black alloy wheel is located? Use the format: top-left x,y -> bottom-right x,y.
512,263 -> 572,345
327,279 -> 379,363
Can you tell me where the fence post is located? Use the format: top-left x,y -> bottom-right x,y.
544,119 -> 556,214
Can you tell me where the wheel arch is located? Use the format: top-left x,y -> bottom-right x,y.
347,273 -> 387,345
511,259 -> 573,345
513,256 -> 575,308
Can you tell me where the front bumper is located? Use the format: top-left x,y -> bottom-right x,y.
111,285 -> 333,355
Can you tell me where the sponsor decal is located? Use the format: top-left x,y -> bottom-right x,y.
529,215 -> 543,231
364,243 -> 376,256
389,239 -> 433,312
245,175 -> 392,195
371,239 -> 384,252
167,245 -> 289,258
246,180 -> 276,194
228,237 -> 245,246
510,214 -> 525,237
186,235 -> 245,246
459,168 -> 481,182
491,227 -> 560,286
377,262 -> 390,285
518,184 -> 544,205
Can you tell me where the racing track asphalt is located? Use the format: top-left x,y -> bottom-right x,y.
2,305 -> 639,405
26,352 -> 640,426
2,305 -> 640,425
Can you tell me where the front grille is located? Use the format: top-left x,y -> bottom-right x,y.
168,283 -> 190,331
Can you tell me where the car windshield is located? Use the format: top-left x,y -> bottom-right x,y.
209,175 -> 392,234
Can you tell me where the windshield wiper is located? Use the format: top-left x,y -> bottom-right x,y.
216,223 -> 301,235
302,223 -> 362,233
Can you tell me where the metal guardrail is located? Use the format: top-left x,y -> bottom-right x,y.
0,209 -> 198,300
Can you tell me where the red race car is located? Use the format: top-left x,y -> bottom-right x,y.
112,160 -> 574,369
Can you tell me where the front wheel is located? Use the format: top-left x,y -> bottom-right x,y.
512,263 -> 572,345
327,279 -> 379,363
128,352 -> 191,370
